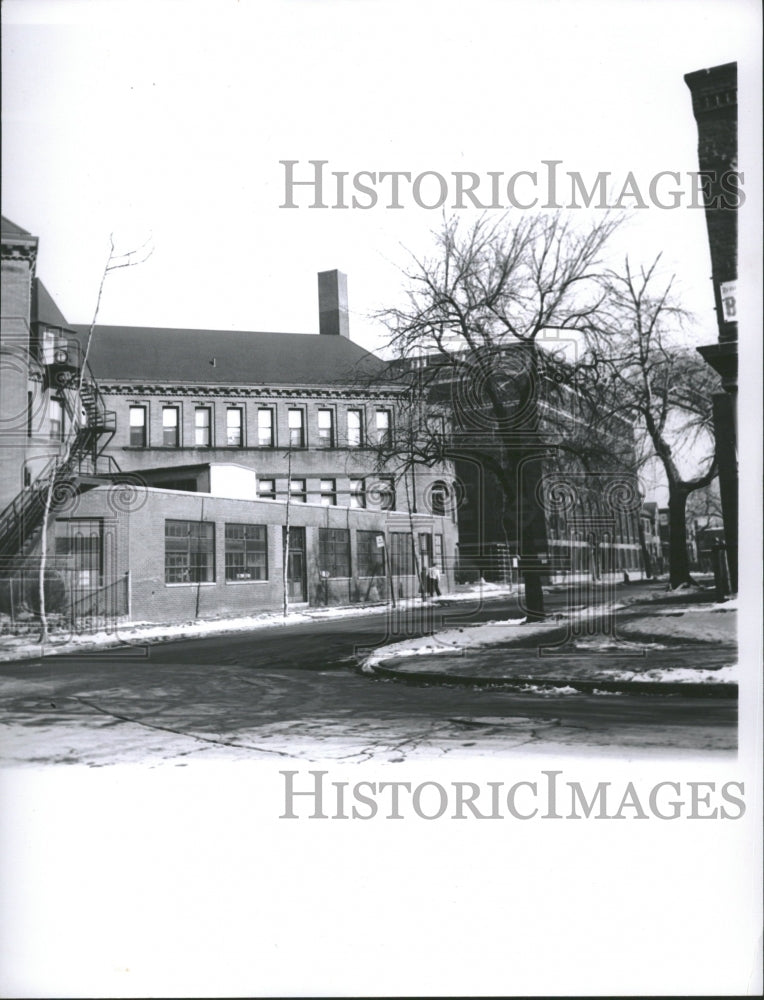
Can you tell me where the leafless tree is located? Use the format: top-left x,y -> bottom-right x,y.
38,235 -> 153,643
587,256 -> 719,589
373,210 -> 622,618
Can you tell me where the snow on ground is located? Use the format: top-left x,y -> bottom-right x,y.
361,594 -> 738,684
361,617 -> 541,670
618,609 -> 736,643
0,581 -> 516,663
602,665 -> 739,685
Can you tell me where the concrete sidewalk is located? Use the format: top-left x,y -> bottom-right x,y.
363,589 -> 738,696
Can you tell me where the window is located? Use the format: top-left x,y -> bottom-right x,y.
165,520 -> 215,583
389,532 -> 414,576
347,409 -> 363,447
50,398 -> 65,441
350,478 -> 366,508
162,406 -> 179,447
427,413 -> 447,441
257,408 -> 274,447
320,478 -> 337,506
433,534 -> 444,569
288,408 -> 305,448
319,527 -> 350,577
368,476 -> 394,511
55,519 -> 103,588
317,409 -> 334,448
226,407 -> 243,446
289,478 -> 307,503
195,407 -> 212,447
259,478 -> 276,499
430,480 -> 449,517
27,392 -> 33,438
357,530 -> 384,577
375,409 -> 392,446
129,405 -> 146,446
419,532 -> 433,566
225,523 -> 268,581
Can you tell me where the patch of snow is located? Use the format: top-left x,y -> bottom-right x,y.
362,617 -> 546,669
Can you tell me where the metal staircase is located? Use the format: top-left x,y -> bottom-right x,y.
0,334 -> 121,562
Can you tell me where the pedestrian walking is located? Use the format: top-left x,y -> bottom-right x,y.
426,563 -> 442,597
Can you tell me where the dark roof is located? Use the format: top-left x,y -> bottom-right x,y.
32,279 -> 69,328
70,325 -> 386,388
1,215 -> 33,238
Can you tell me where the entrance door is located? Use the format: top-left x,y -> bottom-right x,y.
283,526 -> 306,602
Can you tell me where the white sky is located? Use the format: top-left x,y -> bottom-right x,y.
1,0 -> 760,359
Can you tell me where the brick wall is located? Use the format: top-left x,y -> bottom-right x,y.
684,62 -> 738,344
68,486 -> 457,623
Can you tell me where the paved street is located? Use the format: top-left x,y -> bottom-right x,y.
0,592 -> 736,764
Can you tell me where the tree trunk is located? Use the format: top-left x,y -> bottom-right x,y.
503,457 -> 547,621
637,516 -> 654,579
668,485 -> 692,588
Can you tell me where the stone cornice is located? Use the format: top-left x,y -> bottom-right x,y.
96,381 -> 402,401
1,242 -> 38,265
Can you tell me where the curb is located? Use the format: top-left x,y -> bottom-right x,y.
368,662 -> 737,698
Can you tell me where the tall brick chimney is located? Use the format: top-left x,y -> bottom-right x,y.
318,269 -> 350,338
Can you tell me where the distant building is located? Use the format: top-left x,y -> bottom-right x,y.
390,345 -> 644,585
1,217 -> 458,626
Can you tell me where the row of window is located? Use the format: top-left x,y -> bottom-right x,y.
128,404 -> 393,449
164,520 -> 442,584
256,476 -> 396,509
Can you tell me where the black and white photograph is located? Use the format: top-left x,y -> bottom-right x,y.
1,0 -> 761,996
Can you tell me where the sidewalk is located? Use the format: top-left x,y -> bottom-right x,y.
362,585 -> 738,696
0,580 -> 515,662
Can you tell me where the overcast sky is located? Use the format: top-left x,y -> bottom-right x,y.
2,0 -> 760,360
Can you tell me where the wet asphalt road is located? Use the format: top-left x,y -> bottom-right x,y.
0,594 -> 737,763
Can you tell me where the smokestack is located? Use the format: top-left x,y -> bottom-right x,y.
318,269 -> 350,338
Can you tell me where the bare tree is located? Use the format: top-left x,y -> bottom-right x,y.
588,256 -> 720,589
374,211 -> 622,618
37,235 -> 153,643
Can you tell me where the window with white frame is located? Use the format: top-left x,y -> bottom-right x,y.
226,407 -> 243,446
49,398 -> 66,442
289,478 -> 307,503
350,478 -> 366,508
288,409 -> 305,448
257,408 -> 274,447
162,406 -> 179,447
347,409 -> 363,447
129,405 -> 146,447
368,475 -> 394,511
318,409 -> 334,448
195,407 -> 212,447
320,478 -> 337,506
375,408 -> 392,446
258,478 -> 276,499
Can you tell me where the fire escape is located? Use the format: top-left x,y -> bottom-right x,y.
0,328 -> 121,563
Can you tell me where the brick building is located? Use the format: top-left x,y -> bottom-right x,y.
684,61 -> 738,591
1,217 -> 458,625
389,344 -> 644,586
